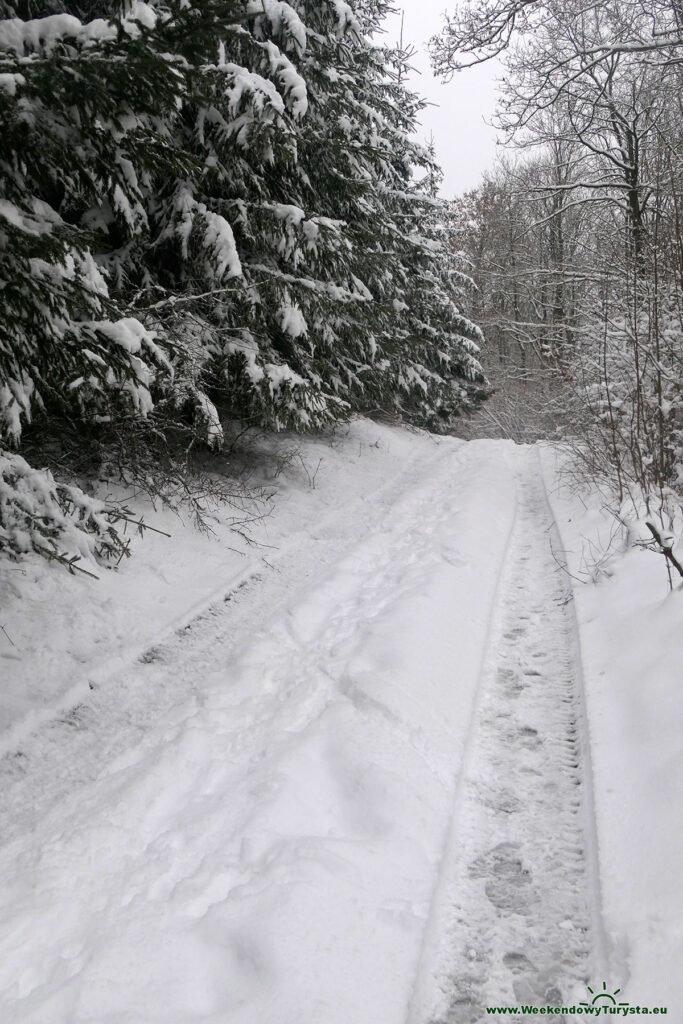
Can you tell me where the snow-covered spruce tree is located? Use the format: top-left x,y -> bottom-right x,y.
0,0 -> 486,568
124,0 -> 343,435
131,0 -> 486,434
238,0 -> 484,431
1,0 -> 486,441
0,1 -> 216,563
245,0 -> 487,430
0,0 -> 335,566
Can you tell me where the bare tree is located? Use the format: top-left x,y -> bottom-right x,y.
431,0 -> 683,79
436,0 -> 683,555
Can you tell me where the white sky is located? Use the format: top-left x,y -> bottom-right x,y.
381,2 -> 501,197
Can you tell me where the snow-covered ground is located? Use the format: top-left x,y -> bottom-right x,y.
0,421 -> 681,1022
541,446 -> 683,1013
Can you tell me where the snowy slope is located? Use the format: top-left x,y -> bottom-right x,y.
541,445 -> 683,1012
0,423 -> 460,751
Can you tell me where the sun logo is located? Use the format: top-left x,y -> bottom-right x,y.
580,981 -> 630,1009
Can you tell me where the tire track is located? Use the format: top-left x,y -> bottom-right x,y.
0,437 -> 475,845
408,449 -> 603,1023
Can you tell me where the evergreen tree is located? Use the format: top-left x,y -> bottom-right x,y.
0,0 -> 486,567
277,0 -> 486,429
150,0 -> 486,432
0,2 -> 230,558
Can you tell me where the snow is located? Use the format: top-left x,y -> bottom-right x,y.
263,40 -> 308,118
0,5 -> 158,56
247,0 -> 307,54
279,302 -> 308,337
540,444 -> 683,1010
0,452 -> 140,586
329,0 -> 361,39
0,427 -> 681,1021
0,72 -> 24,94
220,64 -> 285,120
0,14 -> 106,54
265,202 -> 306,225
0,422 -> 518,1023
193,391 -> 224,450
408,457 -> 604,1019
0,375 -> 33,442
92,317 -> 154,357
164,188 -> 242,281
0,198 -> 50,236
201,208 -> 242,281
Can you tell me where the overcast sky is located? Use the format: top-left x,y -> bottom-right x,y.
381,2 -> 501,197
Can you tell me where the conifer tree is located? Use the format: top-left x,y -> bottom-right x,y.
0,0 -> 487,566
284,0 -> 485,428
0,2 -> 219,559
143,0 -> 486,433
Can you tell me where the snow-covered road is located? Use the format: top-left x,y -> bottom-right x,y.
408,461 -> 603,1022
1,425 -> 676,1022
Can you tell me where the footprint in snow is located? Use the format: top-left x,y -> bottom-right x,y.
468,842 -> 537,914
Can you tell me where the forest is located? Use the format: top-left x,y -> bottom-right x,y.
1,0 -> 683,577
442,0 -> 683,571
2,3 -> 683,1019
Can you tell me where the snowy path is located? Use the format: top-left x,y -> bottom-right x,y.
408,459 -> 603,1022
0,428 -> 457,842
0,433 -> 606,1024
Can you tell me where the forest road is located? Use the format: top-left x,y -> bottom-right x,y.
407,452 -> 606,1023
0,437 -> 605,1024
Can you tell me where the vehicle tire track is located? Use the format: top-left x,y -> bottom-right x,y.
407,449 -> 604,1023
0,437 -> 475,845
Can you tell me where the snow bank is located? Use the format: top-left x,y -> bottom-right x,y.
540,444 -> 683,1009
0,489 -> 260,756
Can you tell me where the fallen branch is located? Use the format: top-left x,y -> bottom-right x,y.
645,521 -> 683,579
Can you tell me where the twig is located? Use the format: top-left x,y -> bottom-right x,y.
645,521 -> 683,578
1,624 -> 15,647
